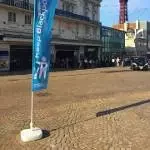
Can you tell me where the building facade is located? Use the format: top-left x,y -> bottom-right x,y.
113,20 -> 150,56
101,26 -> 125,66
0,0 -> 102,71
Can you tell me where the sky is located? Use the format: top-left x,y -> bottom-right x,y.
100,0 -> 150,27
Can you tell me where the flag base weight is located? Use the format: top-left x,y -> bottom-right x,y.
20,127 -> 43,142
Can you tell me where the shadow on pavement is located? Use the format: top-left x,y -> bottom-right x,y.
0,70 -> 32,76
42,130 -> 50,139
101,69 -> 131,73
0,68 -> 131,77
50,99 -> 150,133
96,99 -> 150,117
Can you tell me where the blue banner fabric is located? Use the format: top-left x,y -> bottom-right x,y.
32,0 -> 57,91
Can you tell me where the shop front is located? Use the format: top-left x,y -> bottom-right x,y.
84,46 -> 99,68
55,45 -> 80,69
10,45 -> 32,71
0,44 -> 10,71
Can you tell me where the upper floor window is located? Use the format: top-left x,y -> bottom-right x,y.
62,2 -> 66,10
62,1 -> 75,13
8,12 -> 16,23
93,27 -> 97,38
25,14 -> 32,24
85,26 -> 90,37
23,0 -> 30,9
92,4 -> 97,20
92,13 -> 96,20
70,5 -> 74,13
76,23 -> 79,36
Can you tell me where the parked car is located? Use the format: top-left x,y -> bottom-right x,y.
130,56 -> 149,71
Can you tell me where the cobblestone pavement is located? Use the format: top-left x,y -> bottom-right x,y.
0,67 -> 150,150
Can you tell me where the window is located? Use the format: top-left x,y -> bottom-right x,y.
8,12 -> 16,22
92,13 -> 96,20
76,24 -> 79,37
92,5 -> 97,20
62,1 -> 75,13
62,2 -> 66,10
25,14 -> 31,24
85,26 -> 90,34
23,0 -> 29,9
93,27 -> 97,39
70,5 -> 74,13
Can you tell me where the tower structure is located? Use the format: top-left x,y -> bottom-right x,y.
119,0 -> 128,24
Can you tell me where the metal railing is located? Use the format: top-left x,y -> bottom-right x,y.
0,0 -> 33,11
55,9 -> 90,22
55,9 -> 100,25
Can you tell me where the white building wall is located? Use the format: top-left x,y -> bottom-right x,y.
0,0 -> 101,42
53,20 -> 100,41
0,8 -> 8,23
0,7 -> 32,33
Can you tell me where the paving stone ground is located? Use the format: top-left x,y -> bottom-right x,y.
0,67 -> 150,150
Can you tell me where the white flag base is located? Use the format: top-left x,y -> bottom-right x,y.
20,127 -> 43,142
